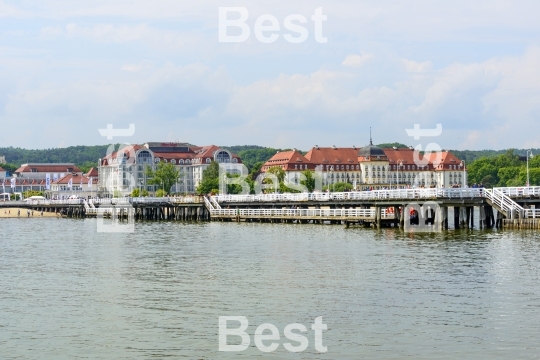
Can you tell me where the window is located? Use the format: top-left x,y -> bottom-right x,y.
155,158 -> 160,163
179,159 -> 184,164
185,159 -> 191,164
206,158 -> 211,164
232,158 -> 238,163
163,159 -> 168,163
171,159 -> 176,164
137,150 -> 153,164
215,150 -> 231,163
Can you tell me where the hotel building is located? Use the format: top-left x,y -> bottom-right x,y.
262,140 -> 467,189
98,142 -> 241,196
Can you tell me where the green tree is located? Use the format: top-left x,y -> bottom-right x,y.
145,161 -> 180,195
267,166 -> 286,183
300,169 -> 318,192
323,182 -> 353,192
197,161 -> 220,194
23,190 -> 44,198
131,188 -> 140,197
497,167 -> 522,187
155,189 -> 166,197
141,189 -> 149,197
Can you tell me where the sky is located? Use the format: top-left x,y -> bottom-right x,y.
0,0 -> 539,151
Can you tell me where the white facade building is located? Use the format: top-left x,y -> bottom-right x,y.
97,142 -> 241,196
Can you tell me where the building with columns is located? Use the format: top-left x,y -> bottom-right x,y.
98,142 -> 241,196
262,141 -> 467,190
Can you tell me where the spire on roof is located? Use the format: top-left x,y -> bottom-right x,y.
370,127 -> 373,145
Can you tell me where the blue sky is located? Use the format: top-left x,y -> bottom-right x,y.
0,0 -> 539,150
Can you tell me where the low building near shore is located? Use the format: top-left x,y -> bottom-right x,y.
8,163 -> 83,193
48,173 -> 98,199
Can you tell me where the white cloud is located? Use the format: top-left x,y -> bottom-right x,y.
342,53 -> 374,68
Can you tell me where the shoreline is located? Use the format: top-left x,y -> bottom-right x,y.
0,208 -> 60,218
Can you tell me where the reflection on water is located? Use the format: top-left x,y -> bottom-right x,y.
1,218 -> 540,359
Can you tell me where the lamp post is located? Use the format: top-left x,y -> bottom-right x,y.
527,150 -> 534,187
460,160 -> 466,188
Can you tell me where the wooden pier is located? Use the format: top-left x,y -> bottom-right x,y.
1,186 -> 539,230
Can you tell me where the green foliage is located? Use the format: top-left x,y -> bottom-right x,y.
467,149 -> 540,187
23,190 -> 44,198
155,189 -> 167,197
1,163 -> 18,173
267,166 -> 286,183
113,190 -> 122,198
131,188 -> 140,197
323,182 -> 353,192
222,146 -> 292,172
300,169 -> 319,192
197,161 -> 220,194
141,189 -> 149,197
145,162 -> 180,195
377,142 -> 409,149
0,145 -> 113,167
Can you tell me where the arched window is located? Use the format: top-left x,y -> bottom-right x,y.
137,150 -> 153,164
179,159 -> 184,164
185,159 -> 191,164
171,159 -> 176,164
206,158 -> 211,164
163,159 -> 168,163
215,150 -> 231,163
155,158 -> 160,163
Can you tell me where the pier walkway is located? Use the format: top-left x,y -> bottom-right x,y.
1,186 -> 539,228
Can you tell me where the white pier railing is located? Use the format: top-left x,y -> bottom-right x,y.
211,208 -> 394,219
494,186 -> 540,197
213,188 -> 485,204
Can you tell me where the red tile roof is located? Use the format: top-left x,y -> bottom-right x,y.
52,173 -> 98,185
15,164 -> 82,173
305,147 -> 361,166
85,167 -> 98,177
262,150 -> 311,171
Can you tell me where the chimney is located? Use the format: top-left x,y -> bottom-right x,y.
333,145 -> 337,149
315,145 -> 319,149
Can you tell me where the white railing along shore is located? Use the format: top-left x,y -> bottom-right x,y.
213,188 -> 486,204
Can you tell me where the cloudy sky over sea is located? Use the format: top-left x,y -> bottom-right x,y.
0,0 -> 539,150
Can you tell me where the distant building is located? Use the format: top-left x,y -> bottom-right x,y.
3,163 -> 83,193
262,139 -> 467,189
0,167 -> 6,179
14,163 -> 82,179
0,156 -> 6,164
98,142 -> 242,196
50,173 -> 98,199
